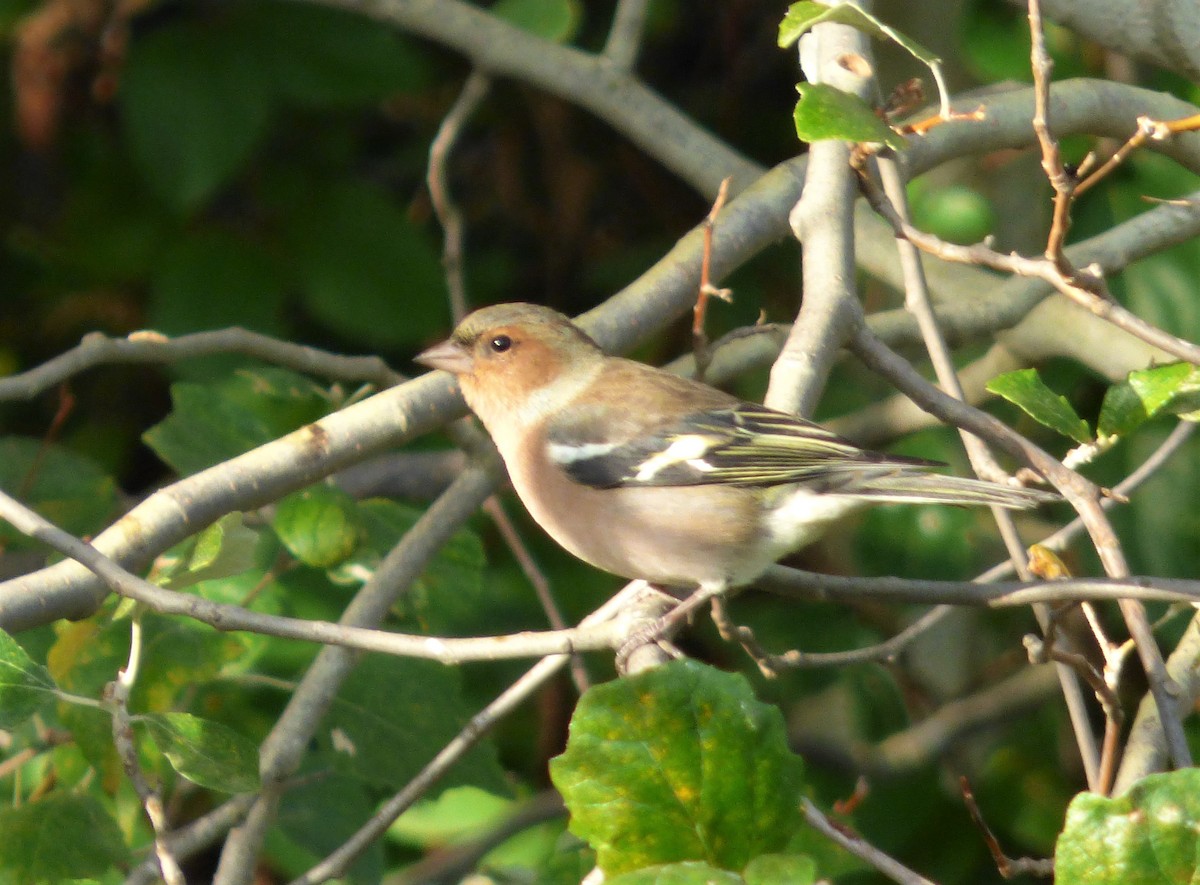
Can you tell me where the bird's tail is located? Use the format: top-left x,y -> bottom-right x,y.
842,471 -> 1058,509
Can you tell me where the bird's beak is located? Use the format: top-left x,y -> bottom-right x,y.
415,339 -> 473,375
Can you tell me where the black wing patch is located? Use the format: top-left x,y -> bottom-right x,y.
547,402 -> 942,490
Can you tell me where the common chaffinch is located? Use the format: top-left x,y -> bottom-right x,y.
416,303 -> 1055,600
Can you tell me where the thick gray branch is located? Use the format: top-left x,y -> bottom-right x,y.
1013,0 -> 1200,81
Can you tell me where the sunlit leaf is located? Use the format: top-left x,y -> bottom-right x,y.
743,854 -> 819,885
780,1 -> 939,64
142,711 -> 261,792
1129,363 -> 1200,420
1056,769 -> 1200,884
608,862 -> 745,884
550,660 -> 806,875
792,83 -> 905,149
986,368 -> 1092,443
1098,363 -> 1200,439
154,513 -> 262,590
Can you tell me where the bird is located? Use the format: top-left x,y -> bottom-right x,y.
415,302 -> 1056,609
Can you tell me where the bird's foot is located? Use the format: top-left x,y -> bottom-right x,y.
613,583 -> 728,674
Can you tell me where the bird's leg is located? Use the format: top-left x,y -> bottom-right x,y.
614,582 -> 728,674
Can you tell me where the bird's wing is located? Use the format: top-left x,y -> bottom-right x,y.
546,401 -> 940,489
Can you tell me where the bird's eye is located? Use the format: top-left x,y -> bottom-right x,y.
489,335 -> 513,353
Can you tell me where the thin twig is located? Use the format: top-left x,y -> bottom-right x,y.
484,496 -> 591,692
1077,112 -> 1200,197
979,422 -> 1196,583
125,795 -> 258,885
856,169 -> 1200,366
692,176 -> 733,382
385,790 -> 565,885
801,797 -> 936,885
713,596 -> 956,672
428,70 -> 492,323
1027,0 -> 1076,269
0,485 -> 625,663
756,567 -> 1200,607
602,0 -> 650,70
107,613 -> 186,885
960,777 -> 1055,879
874,148 -> 1109,785
0,328 -> 402,401
872,155 -> 1011,484
1113,613 -> 1200,793
709,596 -> 781,676
19,384 -> 76,500
851,288 -> 1190,770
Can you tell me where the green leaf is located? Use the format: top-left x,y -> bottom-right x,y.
492,0 -> 581,42
269,760 -> 384,885
55,132 -> 173,282
141,712 -> 260,792
122,17 -> 274,213
986,368 -> 1092,443
1098,363 -> 1200,439
282,181 -> 448,349
1098,380 -> 1151,440
1124,250 -> 1200,346
391,786 -> 512,848
960,0 -> 1034,84
743,853 -> 819,885
1129,363 -> 1200,420
908,182 -> 995,245
792,83 -> 905,149
0,793 -> 129,883
0,628 -> 58,728
136,614 -> 255,712
47,620 -> 129,778
608,862 -> 745,884
1055,769 -> 1200,884
149,230 -> 286,338
0,438 -> 117,552
272,485 -> 363,568
142,384 -> 274,474
550,660 -> 806,876
154,513 -> 262,591
324,655 -> 507,795
143,367 -> 331,475
242,0 -> 432,108
779,1 -> 940,64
